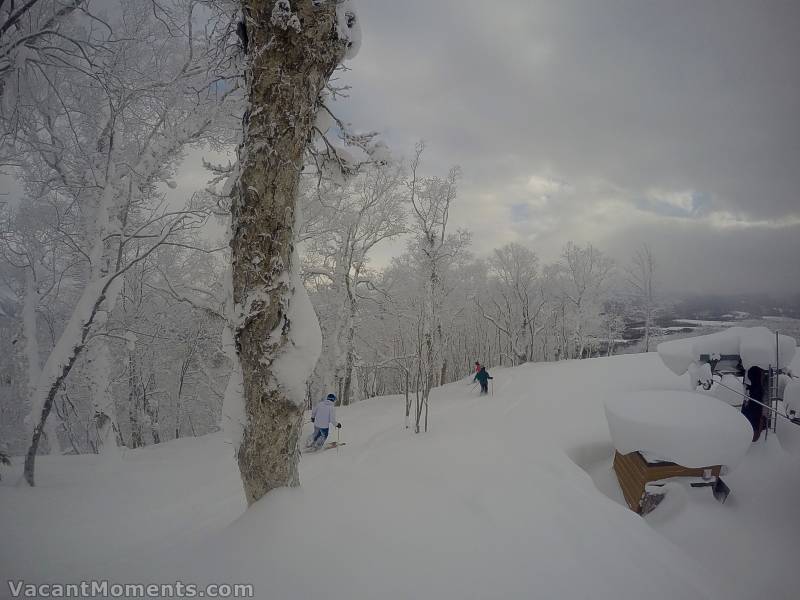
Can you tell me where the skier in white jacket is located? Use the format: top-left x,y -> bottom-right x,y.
306,393 -> 339,450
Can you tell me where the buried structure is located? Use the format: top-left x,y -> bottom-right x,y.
605,326 -> 800,515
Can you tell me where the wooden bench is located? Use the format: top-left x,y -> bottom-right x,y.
612,451 -> 722,514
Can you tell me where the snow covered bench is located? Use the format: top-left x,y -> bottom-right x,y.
605,390 -> 753,514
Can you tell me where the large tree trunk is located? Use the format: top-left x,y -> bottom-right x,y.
23,282 -> 111,485
231,0 -> 346,505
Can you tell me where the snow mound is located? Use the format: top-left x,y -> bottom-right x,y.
336,0 -> 361,60
776,380 -> 800,455
658,327 -> 796,375
269,250 -> 323,406
775,402 -> 800,456
605,390 -> 753,469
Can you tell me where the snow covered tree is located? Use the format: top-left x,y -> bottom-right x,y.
476,243 -> 548,365
600,299 -> 628,357
1,0 -> 237,485
113,237 -> 228,449
0,0 -> 91,103
557,242 -> 614,359
626,243 -> 658,352
301,164 -> 406,406
0,197 -> 80,455
404,144 -> 465,432
229,0 -> 365,504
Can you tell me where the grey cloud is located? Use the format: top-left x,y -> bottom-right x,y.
330,0 -> 800,293
635,191 -> 713,218
601,221 -> 800,297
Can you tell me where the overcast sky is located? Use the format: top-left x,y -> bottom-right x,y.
314,0 -> 799,296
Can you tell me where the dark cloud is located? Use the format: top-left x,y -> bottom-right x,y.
601,221 -> 800,297
331,0 -> 800,293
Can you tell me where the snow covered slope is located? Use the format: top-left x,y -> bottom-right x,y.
2,353 -> 799,600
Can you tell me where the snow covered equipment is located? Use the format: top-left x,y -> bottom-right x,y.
605,390 -> 752,515
776,379 -> 800,455
657,326 -> 796,380
690,477 -> 731,504
657,326 -> 800,451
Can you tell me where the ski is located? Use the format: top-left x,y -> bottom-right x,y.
303,441 -> 347,454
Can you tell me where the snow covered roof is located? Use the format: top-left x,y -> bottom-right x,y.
604,390 -> 753,469
657,326 -> 796,375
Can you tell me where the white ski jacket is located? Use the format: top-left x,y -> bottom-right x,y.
312,399 -> 336,430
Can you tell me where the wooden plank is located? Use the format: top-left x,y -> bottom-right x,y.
612,451 -> 722,514
613,451 -> 646,512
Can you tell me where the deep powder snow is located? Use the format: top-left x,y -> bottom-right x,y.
2,353 -> 799,600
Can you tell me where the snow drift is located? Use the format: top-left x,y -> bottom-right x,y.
604,390 -> 753,468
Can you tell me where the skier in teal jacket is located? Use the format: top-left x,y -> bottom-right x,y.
474,366 -> 493,395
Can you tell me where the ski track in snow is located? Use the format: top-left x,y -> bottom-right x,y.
1,353 -> 799,600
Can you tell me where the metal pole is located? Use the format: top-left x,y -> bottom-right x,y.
775,331 -> 781,434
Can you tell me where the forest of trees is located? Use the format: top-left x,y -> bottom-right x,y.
0,0 -> 657,495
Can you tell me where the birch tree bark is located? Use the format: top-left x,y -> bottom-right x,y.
231,0 -> 352,504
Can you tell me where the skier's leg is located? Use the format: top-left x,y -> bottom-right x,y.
313,428 -> 329,449
306,426 -> 320,448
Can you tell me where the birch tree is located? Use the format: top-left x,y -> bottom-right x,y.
302,165 -> 406,406
476,242 -> 547,365
406,143 -> 464,432
626,243 -> 657,352
3,0 -> 237,485
558,242 -> 614,359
